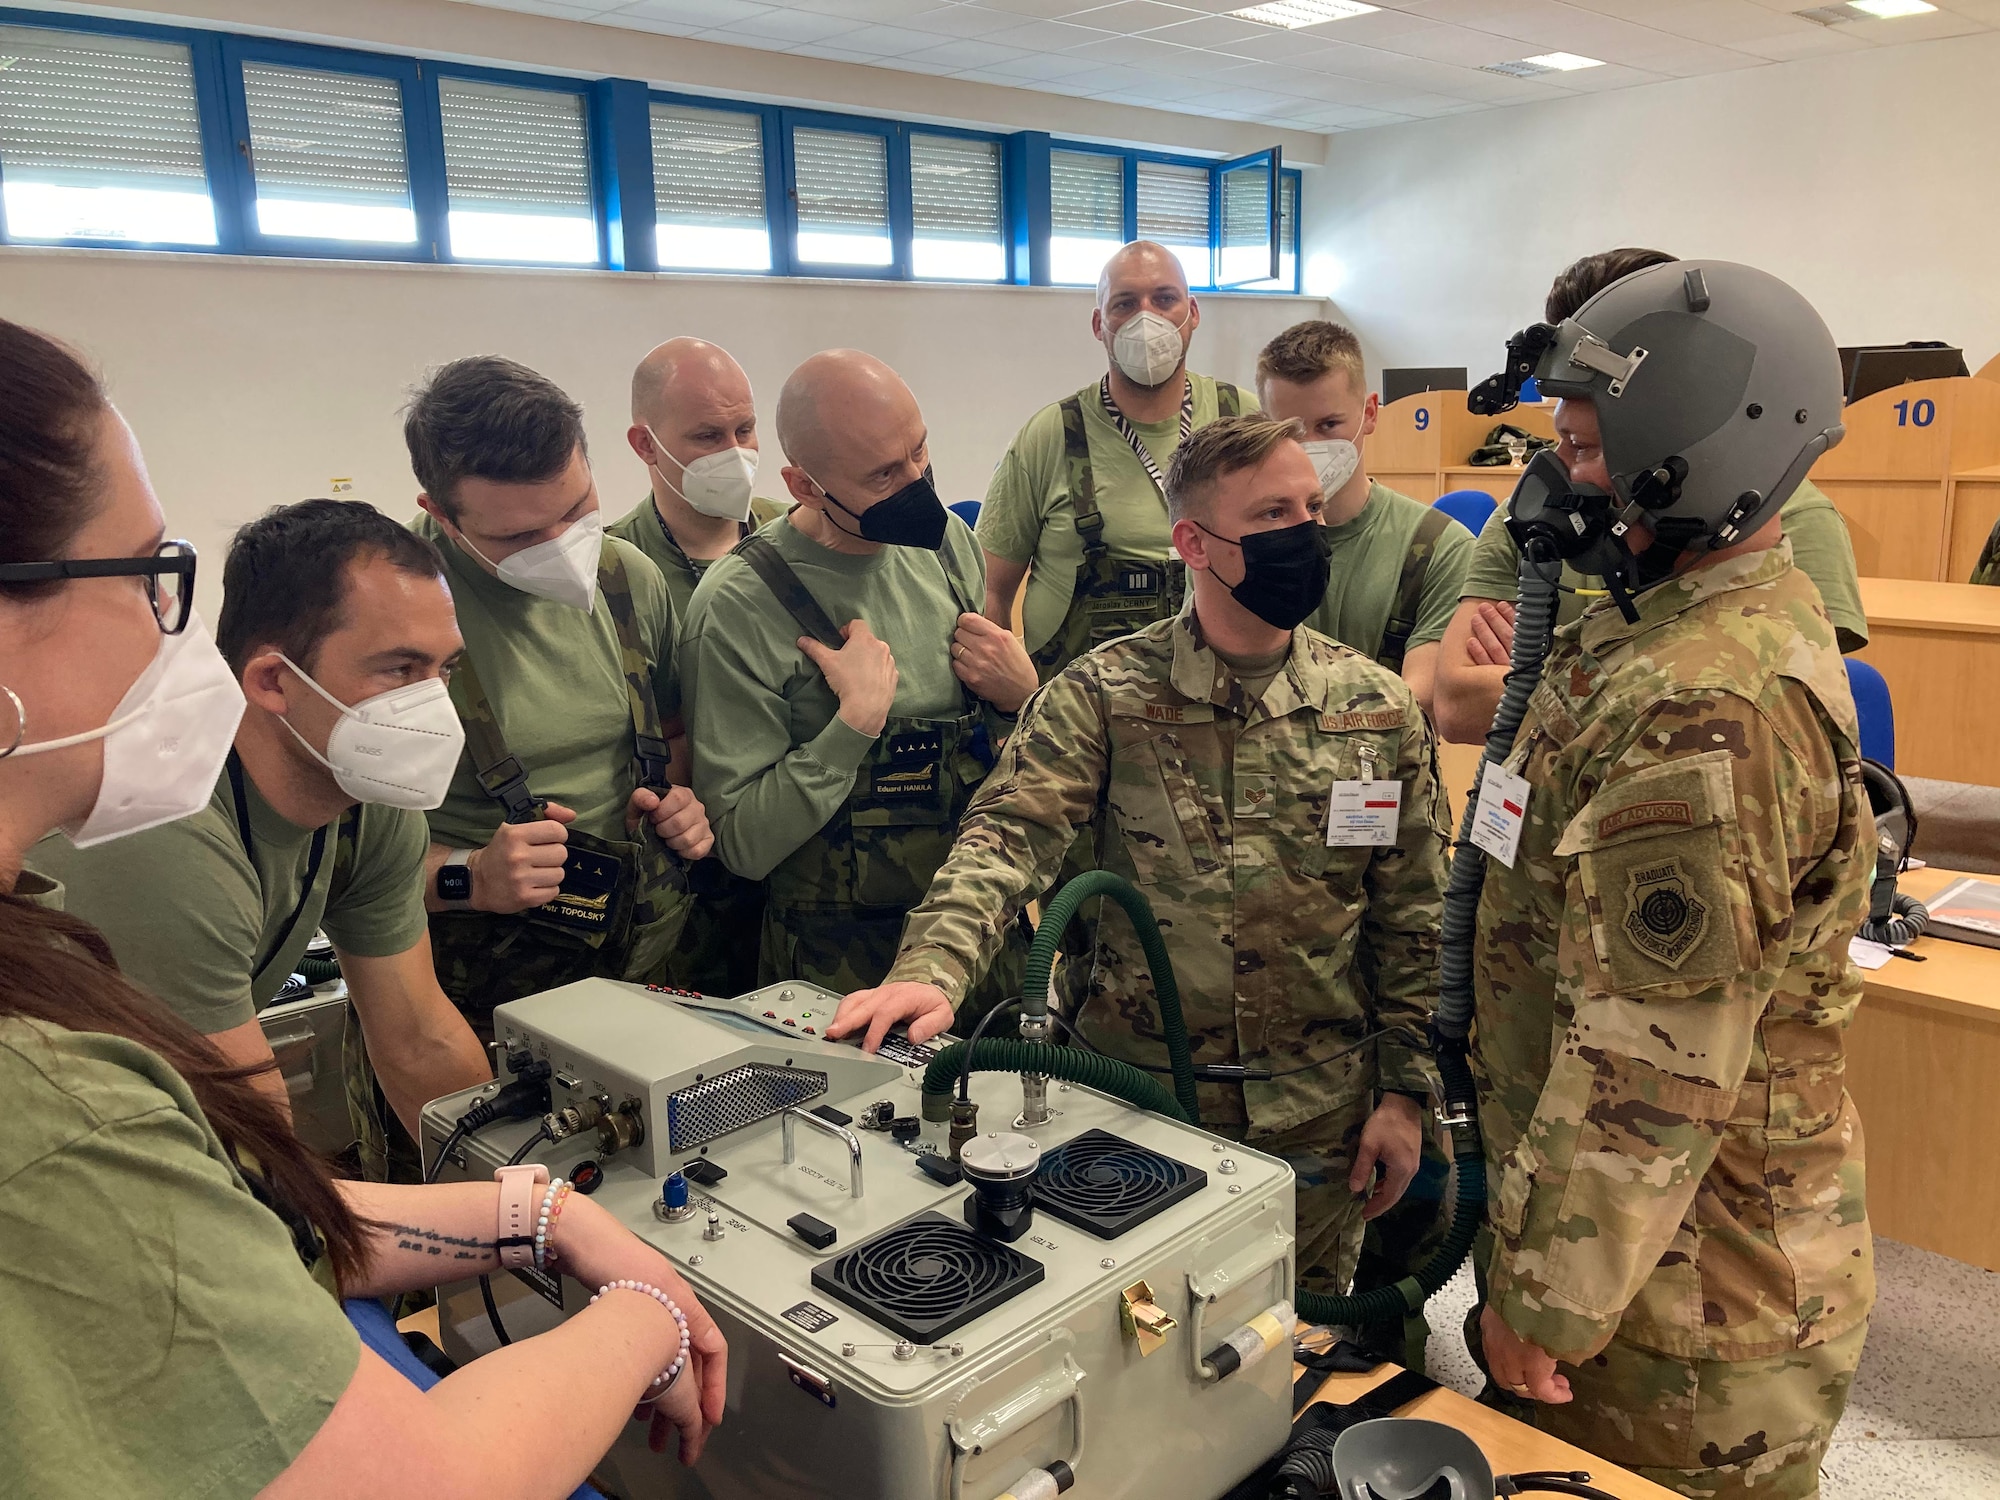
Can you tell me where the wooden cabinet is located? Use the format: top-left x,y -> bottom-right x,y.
1368,390 -> 1554,507
1853,577 -> 2000,786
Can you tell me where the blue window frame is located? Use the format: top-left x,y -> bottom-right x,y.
0,5 -> 1304,292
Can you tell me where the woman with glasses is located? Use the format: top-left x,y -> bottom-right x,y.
0,316 -> 727,1498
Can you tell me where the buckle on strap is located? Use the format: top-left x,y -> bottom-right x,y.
476,755 -> 542,823
634,732 -> 674,790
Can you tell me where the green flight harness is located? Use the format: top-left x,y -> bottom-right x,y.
428,549 -> 688,1040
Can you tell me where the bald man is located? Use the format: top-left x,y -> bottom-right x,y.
678,351 -> 1036,1003
607,338 -> 792,994
608,336 -> 792,619
979,239 -> 1255,682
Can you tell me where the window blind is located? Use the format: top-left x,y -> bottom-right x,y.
1220,160 -> 1272,252
651,104 -> 764,227
1136,159 -> 1207,246
792,126 -> 887,232
911,133 -> 998,240
0,24 -> 214,242
241,61 -> 412,241
438,77 -> 591,215
1050,149 -> 1122,237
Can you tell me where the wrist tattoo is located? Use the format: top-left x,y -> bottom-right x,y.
387,1222 -> 497,1263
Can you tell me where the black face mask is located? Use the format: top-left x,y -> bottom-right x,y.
819,466 -> 949,551
1197,518 -> 1332,630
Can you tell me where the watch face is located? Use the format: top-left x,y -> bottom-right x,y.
438,864 -> 472,903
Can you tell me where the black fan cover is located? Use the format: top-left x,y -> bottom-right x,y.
811,1212 -> 1044,1343
1030,1129 -> 1206,1239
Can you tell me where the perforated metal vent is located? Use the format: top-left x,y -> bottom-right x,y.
665,1062 -> 827,1152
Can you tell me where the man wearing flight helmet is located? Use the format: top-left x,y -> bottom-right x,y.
1465,262 -> 1874,1499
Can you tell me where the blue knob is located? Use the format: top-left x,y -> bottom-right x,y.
663,1172 -> 690,1211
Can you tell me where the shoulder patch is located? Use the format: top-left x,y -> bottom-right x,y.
1622,858 -> 1709,969
1320,709 -> 1406,732
1597,800 -> 1693,840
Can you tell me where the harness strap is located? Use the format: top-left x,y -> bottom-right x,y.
228,749 -> 329,982
1378,506 -> 1451,674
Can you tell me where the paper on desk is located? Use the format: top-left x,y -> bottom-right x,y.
1849,937 -> 1895,970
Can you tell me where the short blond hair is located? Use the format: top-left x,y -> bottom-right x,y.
1166,414 -> 1305,523
1256,320 -> 1365,393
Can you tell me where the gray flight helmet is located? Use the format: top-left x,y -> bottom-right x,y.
1530,259 -> 1846,559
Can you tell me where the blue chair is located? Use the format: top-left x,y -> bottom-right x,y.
948,499 -> 981,528
345,1299 -> 607,1499
1432,489 -> 1497,537
1845,658 -> 1895,768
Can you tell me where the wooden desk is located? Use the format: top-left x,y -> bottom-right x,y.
1368,392 -> 1552,507
1852,577 -> 2000,786
1846,865 -> 2000,1271
1438,464 -> 1525,503
1298,1362 -> 1680,1500
1808,377 -> 2000,580
1944,463 -> 2000,582
1978,351 -> 2000,384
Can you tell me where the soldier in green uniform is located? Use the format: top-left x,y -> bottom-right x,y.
1435,248 -> 1868,747
978,239 -> 1256,681
1465,261 -> 1874,1500
32,501 -> 492,1175
403,357 -> 715,1039
679,350 -> 1037,1001
608,336 -> 791,996
1257,319 -> 1475,716
833,415 -> 1447,1296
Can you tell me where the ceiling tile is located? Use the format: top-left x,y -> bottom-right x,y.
706,7 -> 867,43
788,0 -> 940,19
834,21 -> 954,51
1729,28 -> 1867,59
982,16 -> 1121,46
972,47 -> 1105,77
608,0 -> 775,28
1063,1 -> 1211,36
975,0 -> 1101,14
900,4 -> 1039,36
1138,13 -> 1272,47
897,34 -> 1037,65
1062,32 -> 1212,71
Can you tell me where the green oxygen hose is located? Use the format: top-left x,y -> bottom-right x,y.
297,955 -> 341,986
1021,869 -> 1200,1122
922,868 -> 1487,1329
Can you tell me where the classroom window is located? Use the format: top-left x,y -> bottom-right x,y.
1136,158 -> 1212,289
1219,156 -> 1276,286
1234,173 -> 1299,292
0,24 -> 216,245
650,102 -> 769,272
1049,149 -> 1124,287
241,62 -> 415,244
910,133 -> 1003,282
438,77 -> 596,264
791,126 -> 890,268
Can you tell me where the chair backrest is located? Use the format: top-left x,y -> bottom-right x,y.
1432,489 -> 1497,537
948,499 -> 982,528
1845,657 -> 1896,768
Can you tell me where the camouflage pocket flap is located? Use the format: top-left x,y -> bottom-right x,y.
1552,749 -> 1734,856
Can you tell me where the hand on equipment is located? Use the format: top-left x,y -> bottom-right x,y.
555,1194 -> 730,1463
800,619 -> 899,738
950,611 -> 1038,715
1480,1304 -> 1572,1405
1466,600 -> 1516,667
827,981 -> 955,1052
1348,1092 -> 1425,1221
468,802 -> 575,914
628,783 -> 715,861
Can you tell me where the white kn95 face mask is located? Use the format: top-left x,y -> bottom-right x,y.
276,655 -> 466,811
647,428 -> 759,523
459,510 -> 603,612
1301,438 -> 1361,500
1110,307 -> 1191,389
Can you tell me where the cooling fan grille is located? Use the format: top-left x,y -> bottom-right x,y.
810,1211 -> 1044,1343
1029,1128 -> 1206,1239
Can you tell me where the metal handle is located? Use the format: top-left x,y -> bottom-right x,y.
947,1353 -> 1086,1500
781,1108 -> 863,1199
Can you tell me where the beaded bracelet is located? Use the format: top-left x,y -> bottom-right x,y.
590,1279 -> 690,1393
533,1180 -> 571,1271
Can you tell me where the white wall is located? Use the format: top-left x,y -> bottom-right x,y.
1304,33 -> 2000,386
0,247 -> 1321,612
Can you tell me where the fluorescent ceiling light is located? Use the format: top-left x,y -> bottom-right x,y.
1230,0 -> 1380,30
1523,51 -> 1604,70
1846,0 -> 1936,15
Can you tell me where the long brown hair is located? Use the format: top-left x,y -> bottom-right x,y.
0,317 -> 368,1289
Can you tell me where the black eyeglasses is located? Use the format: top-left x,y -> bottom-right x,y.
0,539 -> 198,634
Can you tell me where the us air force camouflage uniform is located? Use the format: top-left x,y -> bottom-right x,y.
887,602 -> 1447,1292
1473,541 -> 1874,1499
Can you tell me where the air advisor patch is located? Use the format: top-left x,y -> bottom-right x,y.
1623,858 -> 1708,968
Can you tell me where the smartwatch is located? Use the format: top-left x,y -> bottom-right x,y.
494,1163 -> 550,1270
436,849 -> 473,907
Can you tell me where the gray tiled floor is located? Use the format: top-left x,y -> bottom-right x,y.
1415,1236 -> 2000,1497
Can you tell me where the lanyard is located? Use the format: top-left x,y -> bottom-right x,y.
1099,375 -> 1193,497
227,750 -> 329,985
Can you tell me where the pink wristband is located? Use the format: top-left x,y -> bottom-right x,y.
493,1164 -> 548,1271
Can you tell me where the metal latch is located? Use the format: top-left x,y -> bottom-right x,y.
1119,1280 -> 1177,1356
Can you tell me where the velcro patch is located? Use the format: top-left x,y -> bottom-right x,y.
1622,858 -> 1709,969
1598,800 -> 1694,840
1319,709 -> 1405,732
1144,704 -> 1186,724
